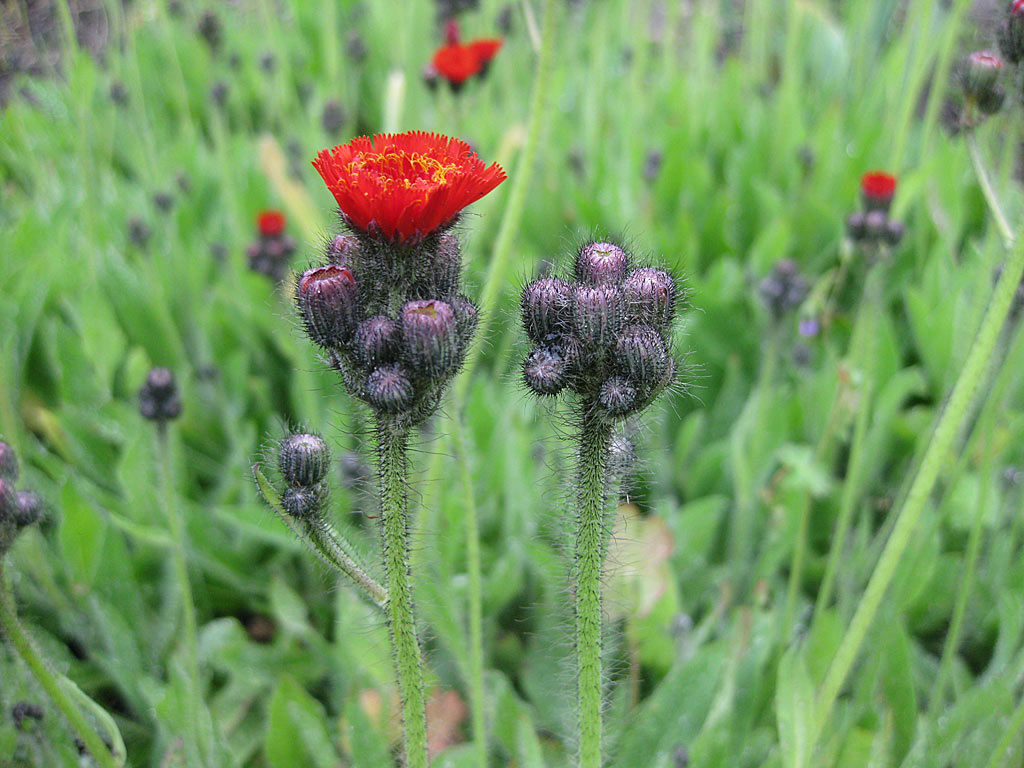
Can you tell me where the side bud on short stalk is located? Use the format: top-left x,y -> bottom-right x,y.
960,52 -> 1005,113
522,277 -> 572,343
401,300 -> 459,379
355,316 -> 401,369
297,265 -> 359,349
575,242 -> 629,286
622,267 -> 676,330
327,234 -> 360,265
278,433 -> 331,487
523,347 -> 569,396
282,483 -> 327,520
138,367 -> 183,423
598,376 -> 638,417
451,295 -> 479,344
367,365 -> 415,414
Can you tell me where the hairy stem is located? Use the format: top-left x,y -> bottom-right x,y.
811,217 -> 1024,748
0,567 -> 121,768
967,130 -> 1014,249
574,406 -> 614,768
376,420 -> 428,768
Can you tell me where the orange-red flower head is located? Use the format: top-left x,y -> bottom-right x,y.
468,38 -> 503,65
312,131 -> 507,244
258,210 -> 287,237
432,44 -> 484,85
860,171 -> 897,211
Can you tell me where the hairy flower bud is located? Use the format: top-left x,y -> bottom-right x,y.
615,325 -> 669,388
278,433 -> 331,487
883,219 -> 905,247
327,234 -> 359,265
960,51 -> 1004,104
998,1 -> 1024,64
420,232 -> 462,297
622,267 -> 675,329
0,442 -> 18,482
573,285 -> 622,348
845,211 -> 867,241
977,85 -> 1006,116
297,265 -> 359,348
14,491 -> 42,528
282,483 -> 327,519
401,300 -> 459,378
138,367 -> 182,423
0,478 -> 16,528
355,316 -> 401,369
451,295 -> 479,343
522,277 -> 572,343
367,365 -> 415,414
523,347 -> 568,395
575,242 -> 629,286
597,376 -> 638,417
758,259 -> 809,320
864,210 -> 888,241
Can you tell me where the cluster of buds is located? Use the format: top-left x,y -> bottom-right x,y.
520,241 -> 678,419
137,367 -> 182,425
0,441 -> 44,557
845,171 -> 904,250
276,433 -> 331,519
956,51 -> 1007,123
246,210 -> 296,282
758,259 -> 809,322
424,20 -> 503,91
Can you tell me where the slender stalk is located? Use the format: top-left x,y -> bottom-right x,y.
451,418 -> 488,767
811,219 -> 1024,748
376,420 -> 428,768
984,687 -> 1024,768
574,406 -> 614,768
967,131 -> 1015,250
0,568 -> 121,768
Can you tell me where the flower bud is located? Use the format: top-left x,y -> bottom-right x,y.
998,1 -> 1024,64
615,325 -> 669,388
419,232 -> 461,297
297,265 -> 359,348
278,433 -> 331,487
282,483 -> 327,519
14,491 -> 42,528
138,368 -> 182,423
622,267 -> 676,329
758,259 -> 808,320
367,365 -> 415,414
451,295 -> 479,343
864,210 -> 888,240
845,211 -> 867,241
883,219 -> 905,247
977,85 -> 1006,116
0,442 -> 18,482
522,277 -> 572,343
860,171 -> 897,213
575,242 -> 629,286
597,376 -> 638,417
355,316 -> 401,369
960,51 -> 1004,104
401,300 -> 459,378
573,285 -> 622,348
523,347 -> 568,396
0,478 -> 16,526
327,234 -> 359,265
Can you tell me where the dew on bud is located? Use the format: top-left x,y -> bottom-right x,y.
575,241 -> 629,286
278,433 -> 331,487
401,299 -> 459,378
522,277 -> 573,343
297,265 -> 359,349
367,365 -> 415,414
523,347 -> 568,396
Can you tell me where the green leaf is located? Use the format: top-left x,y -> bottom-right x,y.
58,480 -> 108,593
776,647 -> 814,768
265,674 -> 338,768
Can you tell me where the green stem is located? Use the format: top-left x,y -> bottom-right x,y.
451,418 -> 488,767
984,687 -> 1024,768
0,568 -> 121,768
967,131 -> 1015,250
810,219 -> 1024,748
376,420 -> 428,768
574,406 -> 613,768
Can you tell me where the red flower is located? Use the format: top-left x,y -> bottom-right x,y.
432,44 -> 483,85
258,210 -> 286,237
312,131 -> 507,244
468,38 -> 503,65
1015,0 -> 1024,14
860,171 -> 897,202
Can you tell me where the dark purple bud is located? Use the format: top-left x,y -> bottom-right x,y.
197,11 -> 222,52
327,234 -> 359,264
322,100 -> 347,134
367,365 -> 415,414
573,284 -> 622,348
615,325 -> 670,388
423,64 -> 440,91
643,149 -> 663,183
0,478 -> 16,525
297,265 -> 359,348
11,701 -> 45,728
597,376 -> 638,417
278,433 -> 330,487
259,52 -> 276,73
210,81 -> 228,106
523,347 -> 568,396
401,299 -> 459,378
109,81 -> 129,106
845,211 -> 867,241
622,267 -> 676,329
153,191 -> 174,213
128,218 -> 151,249
346,31 -> 367,62
355,316 -> 401,369
282,483 -> 327,519
14,491 -> 42,528
864,210 -> 888,240
978,85 -> 1006,116
998,2 -> 1024,64
0,442 -> 18,481
758,260 -> 809,319
451,295 -> 479,343
522,277 -> 573,343
139,368 -> 182,422
883,219 -> 905,247
575,242 -> 630,285
417,231 -> 461,297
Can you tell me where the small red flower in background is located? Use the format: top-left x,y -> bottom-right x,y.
258,210 -> 287,237
468,38 -> 503,66
1015,0 -> 1024,14
432,44 -> 484,85
312,131 -> 507,244
861,171 -> 897,208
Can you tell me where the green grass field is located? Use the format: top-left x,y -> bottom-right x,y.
4,0 -> 1024,766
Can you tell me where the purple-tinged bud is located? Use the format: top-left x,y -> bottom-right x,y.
401,300 -> 459,378
197,10 -> 222,52
575,242 -> 629,286
367,366 -> 415,414
978,86 -> 1006,116
615,325 -> 669,388
758,260 -> 809,320
864,210 -> 888,241
523,347 -> 568,396
416,231 -> 462,298
798,317 -> 820,338
0,478 -> 16,525
282,483 -> 327,519
423,64 -> 440,91
622,267 -> 675,329
522,277 -> 572,343
11,701 -> 44,728
845,211 -> 867,241
327,234 -> 360,265
0,442 -> 18,482
451,295 -> 479,343
597,376 -> 638,417
998,1 -> 1024,64
14,491 -> 42,528
297,265 -> 359,348
573,285 -> 622,348
883,219 -> 905,247
278,433 -> 330,487
139,368 -> 182,423
321,100 -> 347,135
355,316 -> 401,369
960,51 -> 1004,104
